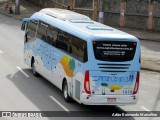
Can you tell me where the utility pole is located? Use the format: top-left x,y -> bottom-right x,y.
98,0 -> 106,23
15,0 -> 20,14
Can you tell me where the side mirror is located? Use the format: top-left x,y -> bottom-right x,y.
21,18 -> 30,31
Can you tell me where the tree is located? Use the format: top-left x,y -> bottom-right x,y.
101,83 -> 108,95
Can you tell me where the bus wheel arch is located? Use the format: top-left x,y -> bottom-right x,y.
62,78 -> 71,102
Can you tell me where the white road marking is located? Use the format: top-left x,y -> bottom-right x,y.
0,50 -> 3,53
16,66 -> 29,78
141,106 -> 150,111
49,96 -> 69,112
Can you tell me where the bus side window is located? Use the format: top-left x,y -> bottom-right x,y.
56,30 -> 71,53
26,20 -> 38,42
70,36 -> 88,62
46,25 -> 58,46
37,21 -> 48,42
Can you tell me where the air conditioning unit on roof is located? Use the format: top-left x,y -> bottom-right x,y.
39,8 -> 91,21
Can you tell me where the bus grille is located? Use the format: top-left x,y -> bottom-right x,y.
97,63 -> 130,72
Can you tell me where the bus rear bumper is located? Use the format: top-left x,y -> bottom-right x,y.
80,93 -> 138,105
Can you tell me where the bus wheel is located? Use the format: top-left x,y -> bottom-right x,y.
32,61 -> 38,76
63,81 -> 71,102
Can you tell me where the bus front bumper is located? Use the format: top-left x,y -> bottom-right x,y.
80,93 -> 138,105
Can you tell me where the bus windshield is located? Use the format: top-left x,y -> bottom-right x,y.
93,41 -> 137,62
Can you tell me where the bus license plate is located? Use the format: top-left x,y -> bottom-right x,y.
107,98 -> 116,102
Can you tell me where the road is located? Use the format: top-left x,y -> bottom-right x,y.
141,40 -> 160,72
0,14 -> 160,120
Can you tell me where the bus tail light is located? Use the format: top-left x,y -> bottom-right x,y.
133,72 -> 140,95
84,70 -> 91,94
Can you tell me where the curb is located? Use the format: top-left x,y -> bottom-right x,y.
0,10 -> 12,17
0,10 -> 28,21
139,38 -> 160,42
141,67 -> 160,73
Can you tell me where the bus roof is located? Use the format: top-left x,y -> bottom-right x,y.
30,8 -> 138,41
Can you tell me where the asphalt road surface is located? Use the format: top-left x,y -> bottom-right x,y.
0,14 -> 159,120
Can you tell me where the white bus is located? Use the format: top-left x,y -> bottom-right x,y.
21,8 -> 140,105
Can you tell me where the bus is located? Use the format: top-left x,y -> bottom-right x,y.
21,8 -> 140,105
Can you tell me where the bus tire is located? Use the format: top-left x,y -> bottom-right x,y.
63,80 -> 71,103
31,59 -> 38,76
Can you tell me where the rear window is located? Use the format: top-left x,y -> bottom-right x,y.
93,41 -> 137,62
